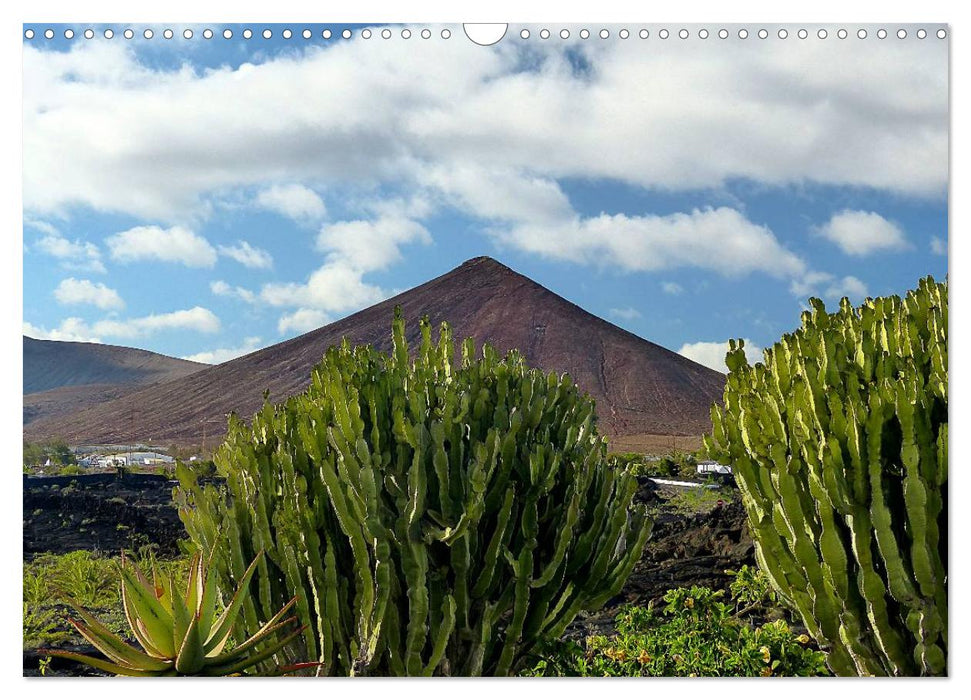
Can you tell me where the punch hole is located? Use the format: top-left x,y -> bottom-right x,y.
520,29 -> 530,39
63,29 -> 74,39
263,29 -> 272,39
917,29 -> 927,39
362,29 -> 372,39
203,29 -> 214,39
45,29 -> 54,39
163,29 -> 173,39
322,29 -> 332,39
718,29 -> 728,39
441,29 -> 451,39
560,29 -> 570,39
738,29 -> 748,39
778,29 -> 788,39
580,29 -> 590,39
877,29 -> 887,39
897,29 -> 907,39
24,28 -> 34,39
143,29 -> 154,39
678,29 -> 688,39
837,29 -> 848,39
104,29 -> 113,39
758,29 -> 768,39
420,29 -> 430,39
600,29 -> 609,39
462,24 -> 507,46
303,29 -> 312,39
124,29 -> 134,39
401,29 -> 411,39
540,29 -> 550,39
698,29 -> 709,39
658,29 -> 668,39
282,29 -> 292,39
85,29 -> 95,39
936,29 -> 947,39
798,29 -> 808,39
818,29 -> 828,39
223,29 -> 233,39
857,29 -> 867,39
639,29 -> 648,39
381,29 -> 392,39
619,29 -> 630,39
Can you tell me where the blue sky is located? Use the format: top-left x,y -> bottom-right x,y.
21,23 -> 948,370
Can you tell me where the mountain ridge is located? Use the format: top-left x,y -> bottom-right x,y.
24,257 -> 725,447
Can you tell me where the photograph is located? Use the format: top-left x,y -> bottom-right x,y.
20,20 -> 948,678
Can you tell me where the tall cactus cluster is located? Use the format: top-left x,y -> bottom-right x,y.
175,311 -> 650,676
706,276 -> 947,676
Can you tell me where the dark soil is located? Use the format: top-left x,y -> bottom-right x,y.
23,473 -> 185,559
23,473 -> 754,676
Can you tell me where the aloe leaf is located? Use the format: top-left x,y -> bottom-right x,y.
40,648 -> 175,677
203,550 -> 265,655
65,612 -> 173,672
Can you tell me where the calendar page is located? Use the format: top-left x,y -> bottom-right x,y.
21,22 -> 948,679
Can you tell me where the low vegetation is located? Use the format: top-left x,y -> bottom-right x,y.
527,567 -> 828,677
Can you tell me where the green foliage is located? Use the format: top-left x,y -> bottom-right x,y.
23,550 -> 190,650
41,551 -> 314,676
23,439 -> 76,468
56,464 -> 85,476
706,277 -> 948,676
176,311 -> 651,676
608,450 -> 699,480
527,575 -> 828,677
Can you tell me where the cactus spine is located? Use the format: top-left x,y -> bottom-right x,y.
706,277 -> 947,676
176,311 -> 650,676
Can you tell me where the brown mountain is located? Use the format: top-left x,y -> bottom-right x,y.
23,257 -> 725,448
23,336 -> 207,428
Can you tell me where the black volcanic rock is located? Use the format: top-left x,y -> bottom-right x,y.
24,257 -> 725,446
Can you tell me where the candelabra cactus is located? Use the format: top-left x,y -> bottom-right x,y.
706,276 -> 947,676
176,310 -> 651,676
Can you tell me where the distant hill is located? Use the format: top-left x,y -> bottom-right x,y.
23,336 -> 207,428
23,257 -> 725,447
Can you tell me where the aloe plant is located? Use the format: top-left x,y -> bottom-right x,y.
40,550 -> 316,676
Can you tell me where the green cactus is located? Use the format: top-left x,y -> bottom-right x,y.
706,277 -> 947,676
175,310 -> 650,676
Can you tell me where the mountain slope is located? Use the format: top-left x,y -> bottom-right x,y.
23,336 -> 208,427
24,257 -> 725,446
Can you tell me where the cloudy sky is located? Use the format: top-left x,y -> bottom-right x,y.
21,23 -> 948,371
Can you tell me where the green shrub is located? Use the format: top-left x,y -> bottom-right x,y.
706,277 -> 947,676
176,312 -> 651,676
527,570 -> 828,677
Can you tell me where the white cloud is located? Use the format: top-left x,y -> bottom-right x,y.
91,307 -> 221,339
22,37 -> 946,223
53,278 -> 124,310
790,271 -> 869,302
261,262 -> 387,313
182,336 -> 262,364
496,207 -> 806,279
256,184 -> 326,223
218,241 -> 273,269
609,307 -> 642,321
931,236 -> 947,255
661,281 -> 684,295
815,210 -> 909,256
278,308 -> 331,335
210,280 -> 257,304
23,318 -> 101,343
678,339 -> 763,373
106,225 -> 217,268
33,233 -> 106,274
315,217 -> 432,271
